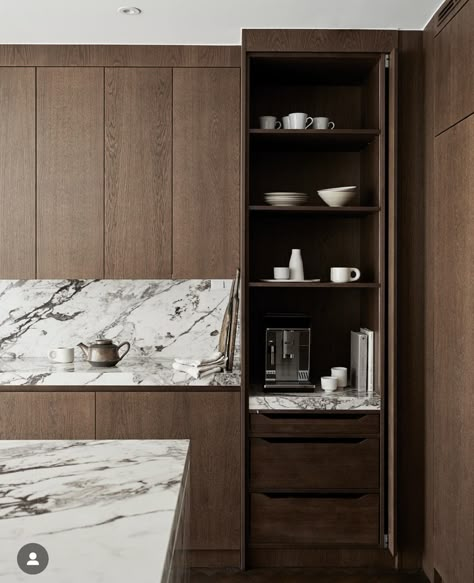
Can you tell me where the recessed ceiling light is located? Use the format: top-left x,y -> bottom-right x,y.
118,6 -> 142,15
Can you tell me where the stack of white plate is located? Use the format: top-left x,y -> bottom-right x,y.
264,192 -> 308,207
317,186 -> 357,207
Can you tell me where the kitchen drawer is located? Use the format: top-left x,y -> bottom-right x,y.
250,411 -> 379,436
250,437 -> 379,490
250,492 -> 379,546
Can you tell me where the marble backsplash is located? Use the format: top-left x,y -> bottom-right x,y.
0,279 -> 239,362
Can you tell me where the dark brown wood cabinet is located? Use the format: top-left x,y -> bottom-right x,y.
105,68 -> 172,278
172,68 -> 240,278
95,391 -> 241,563
0,68 -> 36,278
37,68 -> 104,278
0,392 -> 95,438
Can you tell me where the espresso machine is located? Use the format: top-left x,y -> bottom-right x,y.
264,313 -> 315,391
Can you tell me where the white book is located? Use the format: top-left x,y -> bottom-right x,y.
350,331 -> 368,391
360,327 -> 374,393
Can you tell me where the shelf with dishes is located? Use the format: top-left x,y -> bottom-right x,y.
249,205 -> 380,215
249,281 -> 380,289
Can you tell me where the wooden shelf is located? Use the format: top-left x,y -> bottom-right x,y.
249,282 -> 381,289
249,129 -> 380,151
249,205 -> 380,216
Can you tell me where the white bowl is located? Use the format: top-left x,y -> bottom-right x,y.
317,189 -> 357,207
318,186 -> 357,192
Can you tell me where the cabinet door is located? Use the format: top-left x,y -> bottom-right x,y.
173,68 -> 240,278
433,116 -> 474,583
0,392 -> 95,439
0,68 -> 35,278
96,391 -> 241,554
105,68 -> 172,278
37,68 -> 104,278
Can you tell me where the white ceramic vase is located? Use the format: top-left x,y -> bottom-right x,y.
289,249 -> 304,280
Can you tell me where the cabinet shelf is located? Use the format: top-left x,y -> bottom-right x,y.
249,282 -> 380,289
249,205 -> 380,216
249,129 -> 380,151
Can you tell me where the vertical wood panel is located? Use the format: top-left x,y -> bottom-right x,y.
433,116 -> 474,583
105,68 -> 172,278
0,392 -> 95,439
0,68 -> 35,278
173,68 -> 240,278
96,391 -> 241,554
37,67 -> 104,278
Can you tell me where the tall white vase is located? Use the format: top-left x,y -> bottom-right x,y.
289,249 -> 304,280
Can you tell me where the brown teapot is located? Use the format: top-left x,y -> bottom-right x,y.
77,339 -> 131,367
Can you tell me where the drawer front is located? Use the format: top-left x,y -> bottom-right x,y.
250,412 -> 379,436
250,493 -> 379,546
250,437 -> 379,490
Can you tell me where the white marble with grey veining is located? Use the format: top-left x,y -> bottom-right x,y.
249,387 -> 381,410
0,280 -> 240,366
0,440 -> 189,583
0,356 -> 240,387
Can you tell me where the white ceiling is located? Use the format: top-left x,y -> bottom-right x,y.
0,0 -> 443,45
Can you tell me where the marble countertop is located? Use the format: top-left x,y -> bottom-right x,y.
0,357 -> 240,387
0,439 -> 189,583
249,387 -> 381,410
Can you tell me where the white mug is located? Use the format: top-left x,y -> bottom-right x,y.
330,267 -> 361,283
313,117 -> 336,130
321,376 -> 338,392
274,267 -> 290,280
282,115 -> 291,129
331,367 -> 348,388
259,116 -> 282,130
48,347 -> 75,363
289,112 -> 314,130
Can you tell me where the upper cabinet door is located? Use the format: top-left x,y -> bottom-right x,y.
37,68 -> 104,278
173,68 -> 240,278
105,68 -> 172,278
0,68 -> 35,278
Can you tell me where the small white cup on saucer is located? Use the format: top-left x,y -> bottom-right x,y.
321,376 -> 338,392
48,347 -> 74,364
273,267 -> 290,280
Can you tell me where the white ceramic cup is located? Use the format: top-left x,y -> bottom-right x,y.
313,117 -> 336,130
331,367 -> 348,388
330,267 -> 361,283
48,347 -> 75,364
274,267 -> 290,280
282,115 -> 291,129
259,116 -> 282,130
289,112 -> 314,130
321,376 -> 338,392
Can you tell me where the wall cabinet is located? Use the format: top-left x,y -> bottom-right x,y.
172,68 -> 241,278
0,68 -> 36,278
0,392 -> 95,439
105,68 -> 172,278
95,391 -> 241,561
37,68 -> 104,278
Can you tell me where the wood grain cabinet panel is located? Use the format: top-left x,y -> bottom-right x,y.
105,68 -> 172,278
172,68 -> 240,278
37,68 -> 104,278
0,392 -> 95,439
0,68 -> 35,278
95,391 -> 241,553
433,116 -> 474,583
434,0 -> 474,134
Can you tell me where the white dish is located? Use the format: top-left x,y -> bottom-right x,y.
264,192 -> 308,196
260,279 -> 321,283
317,189 -> 357,207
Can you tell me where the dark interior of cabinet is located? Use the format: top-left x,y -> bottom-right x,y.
246,52 -> 385,393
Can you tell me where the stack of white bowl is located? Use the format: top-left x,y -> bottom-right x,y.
264,192 -> 308,207
317,186 -> 357,207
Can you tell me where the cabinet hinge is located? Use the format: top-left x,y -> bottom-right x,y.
384,534 -> 389,548
385,54 -> 390,69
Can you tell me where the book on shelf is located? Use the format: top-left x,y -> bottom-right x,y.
360,327 -> 374,394
350,331 -> 368,391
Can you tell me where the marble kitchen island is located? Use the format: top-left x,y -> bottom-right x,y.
0,440 -> 190,583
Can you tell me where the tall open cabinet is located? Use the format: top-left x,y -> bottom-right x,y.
241,44 -> 397,568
